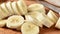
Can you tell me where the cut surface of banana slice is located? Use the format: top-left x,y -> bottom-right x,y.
55,18 -> 60,29
6,1 -> 14,15
28,4 -> 45,13
17,0 -> 27,15
21,22 -> 39,34
12,2 -> 20,15
29,12 -> 54,28
6,15 -> 24,29
47,10 -> 58,23
0,20 -> 6,27
0,3 -> 11,16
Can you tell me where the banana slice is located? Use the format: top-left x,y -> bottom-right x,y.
6,1 -> 14,15
0,6 -> 8,19
29,12 -> 54,28
0,3 -> 11,16
47,10 -> 58,23
55,18 -> 60,29
25,14 -> 43,27
12,2 -> 20,15
21,22 -> 39,34
0,20 -> 6,27
25,15 -> 34,22
17,0 -> 27,15
6,15 -> 24,29
28,4 -> 45,13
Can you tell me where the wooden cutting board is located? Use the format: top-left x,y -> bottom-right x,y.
0,0 -> 60,34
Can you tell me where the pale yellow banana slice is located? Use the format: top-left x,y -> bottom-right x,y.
0,6 -> 8,19
47,10 -> 58,23
0,20 -> 6,27
25,14 -> 43,27
21,22 -> 39,34
28,4 -> 45,13
25,15 -> 34,22
0,3 -> 11,16
6,1 -> 14,15
6,15 -> 24,29
29,12 -> 54,28
12,2 -> 20,15
55,18 -> 60,29
17,0 -> 27,15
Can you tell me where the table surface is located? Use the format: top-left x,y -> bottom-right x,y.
0,0 -> 60,34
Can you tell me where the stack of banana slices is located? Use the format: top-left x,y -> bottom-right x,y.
0,0 -> 60,34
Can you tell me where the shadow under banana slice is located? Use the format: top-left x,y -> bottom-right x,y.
6,15 -> 24,29
17,0 -> 28,15
29,11 -> 54,28
28,4 -> 46,14
21,21 -> 39,34
6,1 -> 14,15
47,10 -> 59,23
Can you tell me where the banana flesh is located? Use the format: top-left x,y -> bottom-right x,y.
29,11 -> 54,28
28,4 -> 45,13
0,20 -> 6,27
47,10 -> 58,23
6,1 -> 14,15
12,2 -> 20,15
17,0 -> 27,15
55,18 -> 60,29
6,15 -> 24,29
21,22 -> 39,34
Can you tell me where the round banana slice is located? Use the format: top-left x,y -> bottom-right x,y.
47,10 -> 58,23
21,22 -> 39,34
0,3 -> 11,16
55,18 -> 60,29
0,20 -> 6,27
12,2 -> 20,15
6,1 -> 14,15
28,4 -> 45,13
6,15 -> 24,29
29,11 -> 54,28
17,0 -> 28,15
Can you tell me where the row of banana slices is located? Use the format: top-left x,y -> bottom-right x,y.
0,0 -> 27,20
0,0 -> 60,34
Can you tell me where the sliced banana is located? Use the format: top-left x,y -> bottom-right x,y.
47,10 -> 58,23
6,15 -> 24,29
6,1 -> 14,15
55,18 -> 60,29
0,6 -> 8,19
21,22 -> 39,34
28,4 -> 45,13
0,3 -> 11,16
12,2 -> 20,15
0,20 -> 6,27
17,0 -> 27,15
25,15 -> 34,22
29,12 -> 54,28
